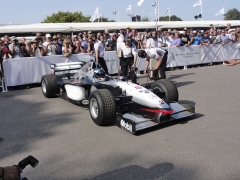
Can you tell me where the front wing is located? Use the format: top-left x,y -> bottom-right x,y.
117,103 -> 195,134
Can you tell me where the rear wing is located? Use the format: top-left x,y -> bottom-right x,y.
50,62 -> 86,77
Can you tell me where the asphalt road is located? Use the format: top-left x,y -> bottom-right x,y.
1,64 -> 240,180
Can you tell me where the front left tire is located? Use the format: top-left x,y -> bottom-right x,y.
89,89 -> 116,126
41,74 -> 60,98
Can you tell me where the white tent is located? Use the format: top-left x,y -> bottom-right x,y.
0,21 -> 239,33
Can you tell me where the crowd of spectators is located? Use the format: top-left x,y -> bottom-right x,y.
0,23 -> 240,61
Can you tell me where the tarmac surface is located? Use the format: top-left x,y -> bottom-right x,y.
1,64 -> 240,180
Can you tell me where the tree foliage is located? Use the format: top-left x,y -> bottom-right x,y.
42,11 -> 115,23
141,16 -> 150,22
159,15 -> 182,21
224,8 -> 240,20
94,17 -> 115,22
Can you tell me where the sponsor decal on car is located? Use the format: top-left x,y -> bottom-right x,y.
120,119 -> 133,133
134,86 -> 142,89
159,100 -> 165,105
139,90 -> 150,93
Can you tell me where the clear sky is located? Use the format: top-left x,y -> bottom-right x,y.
1,0 -> 239,24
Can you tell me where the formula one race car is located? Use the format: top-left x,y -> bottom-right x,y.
41,61 -> 195,134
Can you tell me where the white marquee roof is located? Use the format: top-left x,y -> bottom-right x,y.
0,21 -> 239,33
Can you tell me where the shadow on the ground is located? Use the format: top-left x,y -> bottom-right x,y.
168,73 -> 195,80
84,162 -> 174,180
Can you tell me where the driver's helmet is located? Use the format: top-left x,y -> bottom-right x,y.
94,68 -> 106,81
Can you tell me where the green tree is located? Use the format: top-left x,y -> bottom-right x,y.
141,16 -> 150,22
159,15 -> 182,21
42,11 -> 115,23
224,8 -> 240,20
94,17 -> 115,22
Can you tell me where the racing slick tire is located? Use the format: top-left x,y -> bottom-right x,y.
151,79 -> 179,103
89,89 -> 116,126
41,74 -> 60,98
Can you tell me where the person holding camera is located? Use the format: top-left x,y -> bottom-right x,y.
119,37 -> 137,78
94,35 -> 109,74
42,34 -> 57,56
0,166 -> 21,180
29,39 -> 44,57
9,38 -> 24,58
87,38 -> 95,56
73,40 -> 85,54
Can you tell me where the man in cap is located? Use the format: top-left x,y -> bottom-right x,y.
126,26 -> 131,37
42,34 -> 57,56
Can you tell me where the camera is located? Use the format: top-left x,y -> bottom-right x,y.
19,43 -> 26,46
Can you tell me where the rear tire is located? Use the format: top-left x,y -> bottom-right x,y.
41,75 -> 60,98
89,89 -> 116,126
151,79 -> 179,103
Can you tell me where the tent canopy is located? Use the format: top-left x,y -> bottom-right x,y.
0,21 -> 239,34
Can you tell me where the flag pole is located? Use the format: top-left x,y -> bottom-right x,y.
156,0 -> 158,30
169,7 -> 170,21
201,0 -> 203,21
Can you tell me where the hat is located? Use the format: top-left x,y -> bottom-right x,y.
52,35 -> 57,39
88,31 -> 92,34
158,27 -> 162,31
228,29 -> 235,33
45,34 -> 51,38
78,33 -> 82,36
168,29 -> 172,32
126,26 -> 130,29
183,27 -> 187,30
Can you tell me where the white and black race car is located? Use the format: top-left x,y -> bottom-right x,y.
41,61 -> 195,134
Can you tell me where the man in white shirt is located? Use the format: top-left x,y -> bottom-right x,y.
138,48 -> 167,79
42,34 -> 57,56
94,35 -> 109,74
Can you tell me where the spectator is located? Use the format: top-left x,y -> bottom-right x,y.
146,30 -> 158,48
81,33 -> 88,51
191,30 -> 202,46
189,29 -> 195,39
104,29 -> 111,40
131,29 -> 137,40
236,27 -> 240,42
117,29 -> 126,50
226,23 -> 231,31
97,32 -> 101,41
103,33 -> 110,47
228,29 -> 236,43
119,37 -> 137,79
126,26 -> 131,37
201,31 -> 210,47
180,29 -> 191,46
94,35 -> 109,74
92,33 -> 97,43
62,39 -> 72,57
72,35 -> 78,46
3,35 -> 10,49
165,32 -> 174,47
136,35 -> 144,49
88,31 -> 93,39
24,40 -> 33,57
56,34 -> 63,55
1,39 -> 12,60
214,30 -> 229,46
73,40 -> 85,54
171,33 -> 182,47
38,38 -> 43,48
36,32 -> 42,39
105,34 -> 117,51
210,30 -> 218,44
87,38 -> 95,56
30,39 -> 44,57
157,29 -> 166,47
142,30 -> 149,44
43,34 -> 57,56
9,38 -> 25,58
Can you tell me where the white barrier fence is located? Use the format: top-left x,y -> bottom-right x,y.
1,43 -> 240,90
